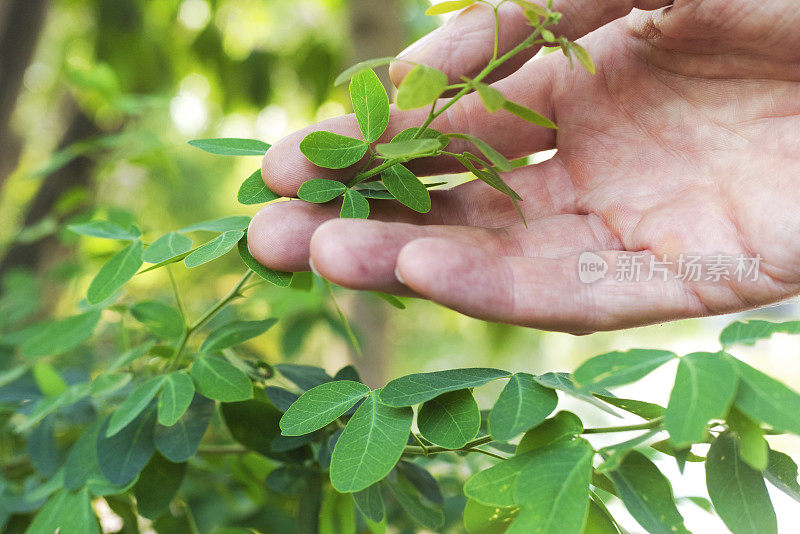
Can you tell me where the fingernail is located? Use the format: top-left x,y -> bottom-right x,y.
394,267 -> 406,285
309,257 -> 322,278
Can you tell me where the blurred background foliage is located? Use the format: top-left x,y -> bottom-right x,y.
1,0 -> 799,532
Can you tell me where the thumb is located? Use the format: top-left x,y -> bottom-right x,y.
389,0 -> 673,86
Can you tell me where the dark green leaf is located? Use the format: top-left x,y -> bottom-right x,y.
463,499 -> 519,534
27,415 -> 58,477
155,394 -> 215,462
351,68 -> 390,143
200,318 -> 277,353
335,57 -> 396,87
375,139 -> 441,159
68,220 -> 141,241
275,363 -> 334,390
191,355 -> 253,402
280,380 -> 370,436
584,496 -> 621,534
381,368 -> 511,407
238,169 -> 280,205
418,389 -> 481,449
706,433 -> 777,534
107,342 -> 156,372
765,449 -> 800,503
130,301 -> 184,340
593,394 -> 665,420
142,232 -> 193,263
106,376 -> 165,437
184,230 -> 243,268
264,386 -> 299,412
179,216 -> 251,233
97,405 -> 157,486
396,65 -> 448,110
64,419 -> 105,490
729,355 -> 800,434
490,373 -> 558,442
300,131 -> 368,169
21,310 -> 101,359
573,349 -> 676,390
330,392 -> 413,492
455,153 -> 522,201
188,138 -> 270,156
340,188 -> 370,219
381,164 -> 431,213
134,453 -> 186,519
502,100 -> 557,129
448,133 -> 512,172
25,488 -> 98,534
396,460 -> 444,505
238,232 -> 293,287
87,240 -> 144,304
720,320 -> 800,347
297,178 -> 347,203
353,484 -> 385,523
386,475 -> 445,530
597,430 -> 661,473
534,373 -> 620,417
372,291 -> 406,309
158,372 -> 195,427
516,411 -> 583,454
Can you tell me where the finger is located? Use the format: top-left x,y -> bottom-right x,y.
389,0 -> 673,86
395,240 -> 707,333
309,214 -> 621,295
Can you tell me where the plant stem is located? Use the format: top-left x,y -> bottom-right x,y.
403,435 -> 494,456
467,447 -> 508,461
347,157 -> 401,187
582,417 -> 664,435
167,265 -> 187,321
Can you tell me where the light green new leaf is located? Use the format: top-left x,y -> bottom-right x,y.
664,352 -> 737,446
380,368 -> 511,407
351,68 -> 390,143
448,133 -> 512,172
463,499 -> 519,534
191,355 -> 253,402
490,373 -> 558,442
335,57 -> 396,86
375,138 -> 441,159
238,232 -> 293,286
319,488 -> 358,534
706,433 -> 777,534
142,232 -> 193,263
188,138 -> 270,156
381,164 -> 431,213
280,380 -> 371,436
464,451 -> 538,507
133,452 -> 186,520
474,82 -> 506,112
340,189 -> 370,219
418,389 -> 481,448
158,372 -> 195,427
387,475 -> 445,530
179,216 -> 251,233
300,131 -> 369,169
21,310 -> 101,359
727,407 -> 768,471
606,451 -> 689,534
68,220 -> 141,241
130,301 -> 184,340
509,439 -> 594,534
330,392 -> 413,492
24,488 -> 98,534
200,318 -> 278,353
425,0 -> 477,16
32,361 -> 68,396
184,230 -> 243,268
87,240 -> 144,304
729,356 -> 800,435
107,376 -> 165,437
396,65 -> 448,110
97,406 -> 157,486
502,100 -> 557,129
297,178 -> 347,203
720,319 -> 800,348
573,349 -> 676,390
517,411 -> 583,454
765,449 -> 800,503
238,169 -> 280,205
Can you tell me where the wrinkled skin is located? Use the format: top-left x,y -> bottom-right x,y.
248,0 -> 800,333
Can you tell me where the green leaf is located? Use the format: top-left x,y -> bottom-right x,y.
381,368 -> 510,407
281,380 -> 370,436
130,301 -> 185,340
720,319 -> 800,347
463,499 -> 519,534
335,57 -> 396,87
386,475 -> 445,530
188,138 -> 270,156
425,0 -> 477,15
455,153 -> 522,201
375,138 -> 442,159
765,449 -> 800,503
330,392 -> 413,492
509,439 -> 594,534
300,131 -> 369,169
418,389 -> 481,448
179,216 -> 251,233
517,411 -> 583,454
276,363 -> 335,391
238,232 -> 293,287
25,488 -> 98,534
448,133 -> 512,172
158,372 -> 195,427
64,419 -> 105,490
372,291 -> 406,309
353,484 -> 385,523
584,497 -> 622,534
340,189 -> 370,219
32,361 -> 68,396
134,453 -> 186,519
106,376 -> 165,437
381,164 -> 431,213
184,230 -> 243,268
729,355 -> 800,434
573,349 -> 676,390
21,310 -> 101,359
191,355 -> 253,402
664,352 -> 736,446
474,82 -> 506,112
87,240 -> 144,304
396,460 -> 444,504
706,433 -> 777,534
297,178 -> 347,203
464,451 -> 538,507
727,407 -> 768,471
593,394 -> 665,420
596,430 -> 661,472
142,232 -> 193,263
238,168 -> 280,205
391,126 -> 446,144
107,342 -> 156,372
97,405 -> 157,486
351,68 -> 390,143
265,386 -> 300,412
534,373 -> 620,417
154,394 -> 215,462
502,100 -> 557,129
319,488 -> 357,534
565,41 -> 596,74
396,65 -> 448,110
68,220 -> 141,240
605,451 -> 689,534
489,373 -> 558,442
200,318 -> 278,353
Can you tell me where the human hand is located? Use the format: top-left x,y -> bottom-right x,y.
247,0 -> 800,333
